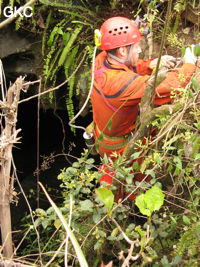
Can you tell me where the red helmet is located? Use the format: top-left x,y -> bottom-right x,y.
100,16 -> 141,50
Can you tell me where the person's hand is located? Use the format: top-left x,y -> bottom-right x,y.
150,55 -> 176,69
183,45 -> 197,65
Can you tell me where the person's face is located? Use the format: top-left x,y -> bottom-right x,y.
129,42 -> 142,67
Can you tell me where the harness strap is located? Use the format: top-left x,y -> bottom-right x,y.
95,124 -> 131,150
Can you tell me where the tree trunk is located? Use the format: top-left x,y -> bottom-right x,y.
0,78 -> 23,258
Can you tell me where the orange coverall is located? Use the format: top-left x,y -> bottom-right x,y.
91,51 -> 196,157
91,51 -> 196,192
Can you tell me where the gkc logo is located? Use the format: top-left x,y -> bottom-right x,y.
3,6 -> 33,18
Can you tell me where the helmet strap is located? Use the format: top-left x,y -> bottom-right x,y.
107,44 -> 134,66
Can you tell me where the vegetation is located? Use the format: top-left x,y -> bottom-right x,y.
18,75 -> 200,265
0,0 -> 199,266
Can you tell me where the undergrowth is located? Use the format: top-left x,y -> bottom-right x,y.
16,78 -> 200,266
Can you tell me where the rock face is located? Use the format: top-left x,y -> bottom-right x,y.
0,24 -> 41,81
0,25 -> 30,59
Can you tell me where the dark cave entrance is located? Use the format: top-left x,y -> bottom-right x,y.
12,94 -> 95,225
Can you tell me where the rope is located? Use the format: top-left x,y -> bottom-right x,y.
0,59 -> 7,101
68,46 -> 97,132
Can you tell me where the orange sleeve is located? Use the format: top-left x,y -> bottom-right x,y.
136,59 -> 153,75
121,63 -> 196,106
154,63 -> 196,105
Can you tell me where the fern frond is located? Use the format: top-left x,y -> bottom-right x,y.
58,26 -> 82,67
42,10 -> 52,56
48,47 -> 63,81
58,10 -> 94,23
64,45 -> 79,77
47,18 -> 67,46
15,16 -> 23,30
43,19 -> 68,83
39,0 -> 95,17
47,26 -> 64,46
66,97 -> 75,133
68,74 -> 75,100
39,0 -> 66,8
71,20 -> 93,27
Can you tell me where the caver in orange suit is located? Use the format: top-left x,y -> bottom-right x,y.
90,17 -> 196,197
91,51 -> 195,158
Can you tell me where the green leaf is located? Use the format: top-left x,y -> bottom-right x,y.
145,169 -> 155,178
135,194 -> 151,217
80,200 -> 94,212
54,218 -> 62,229
130,151 -> 142,160
140,160 -> 147,173
135,225 -> 146,237
86,158 -> 95,165
135,186 -> 165,217
194,122 -> 200,130
42,219 -> 49,229
92,211 -> 101,224
165,146 -> 176,150
35,208 -> 46,217
153,152 -> 162,165
172,256 -> 182,265
163,133 -> 183,149
194,45 -> 200,56
191,77 -> 199,90
161,255 -> 169,265
111,227 -> 119,237
195,153 -> 200,160
72,161 -> 80,168
95,188 -> 114,216
173,156 -> 182,169
34,217 -> 41,228
71,20 -> 92,26
47,26 -> 63,46
107,119 -> 112,131
98,133 -> 104,141
182,215 -> 191,225
64,45 -> 79,77
94,240 -> 102,251
102,153 -> 109,165
159,231 -> 168,238
126,175 -> 133,184
132,161 -> 140,171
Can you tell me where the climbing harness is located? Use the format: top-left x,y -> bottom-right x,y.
95,124 -> 131,151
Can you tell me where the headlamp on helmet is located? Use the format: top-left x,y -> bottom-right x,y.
94,29 -> 102,47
